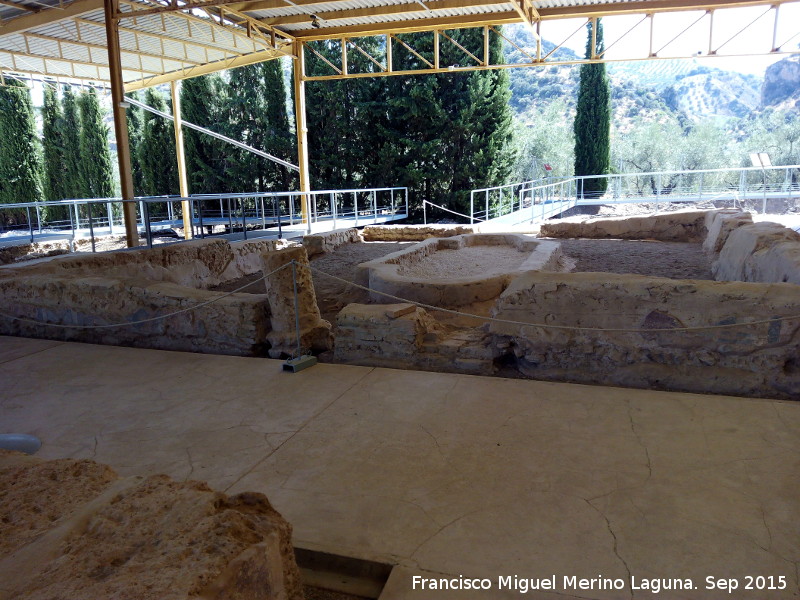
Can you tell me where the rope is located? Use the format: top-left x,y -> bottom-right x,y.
423,200 -> 484,222
0,263 -> 292,330
1,257 -> 798,335
303,263 -> 800,334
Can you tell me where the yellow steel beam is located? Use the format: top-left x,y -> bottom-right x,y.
292,40 -> 310,223
104,0 -> 138,247
0,0 -> 102,35
294,11 -> 521,39
536,0 -> 795,20
123,45 -> 288,89
0,0 -> 39,12
170,80 -> 193,240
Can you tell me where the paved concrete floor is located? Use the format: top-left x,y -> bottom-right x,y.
1,335 -> 799,600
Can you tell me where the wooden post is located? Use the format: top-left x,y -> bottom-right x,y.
170,80 -> 192,239
104,0 -> 138,247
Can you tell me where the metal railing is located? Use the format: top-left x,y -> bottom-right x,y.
0,187 -> 408,251
470,165 -> 800,224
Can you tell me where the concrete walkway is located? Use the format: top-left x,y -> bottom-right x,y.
1,336 -> 798,599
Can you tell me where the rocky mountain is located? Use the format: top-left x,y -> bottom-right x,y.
761,55 -> 800,108
502,25 -> 796,122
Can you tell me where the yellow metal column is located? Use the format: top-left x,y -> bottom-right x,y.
170,80 -> 193,240
103,0 -> 138,248
293,41 -> 311,225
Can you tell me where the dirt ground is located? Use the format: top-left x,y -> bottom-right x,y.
558,238 -> 714,280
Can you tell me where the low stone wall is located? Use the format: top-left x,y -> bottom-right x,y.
540,210 -> 710,242
0,239 -> 288,356
713,222 -> 800,284
702,209 -> 753,254
0,275 -> 271,355
335,303 -> 496,375
303,227 -> 360,257
0,450 -> 303,600
489,271 -> 800,399
355,233 -> 562,307
362,223 -> 478,241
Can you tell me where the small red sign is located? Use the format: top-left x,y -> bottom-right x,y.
543,164 -> 552,171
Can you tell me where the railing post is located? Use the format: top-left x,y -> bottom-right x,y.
144,201 -> 153,248
88,202 -> 96,252
470,192 -> 474,224
354,192 -> 359,227
373,190 -> 378,223
331,192 -> 337,228
242,198 -> 248,240
390,189 -> 395,215
35,202 -> 42,233
289,195 -> 294,225
198,199 -> 205,239
485,190 -> 489,221
423,200 -> 427,225
26,206 -> 33,244
107,201 -> 113,233
657,173 -> 662,209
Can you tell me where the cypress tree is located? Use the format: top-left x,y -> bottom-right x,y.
78,88 -> 114,198
181,74 -> 230,193
126,90 -> 145,195
573,19 -> 611,197
42,84 -> 67,205
139,87 -> 178,196
61,85 -> 84,199
0,78 -> 44,207
261,60 -> 296,191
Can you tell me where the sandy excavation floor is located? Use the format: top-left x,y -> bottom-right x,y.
395,245 -> 526,279
558,238 -> 714,280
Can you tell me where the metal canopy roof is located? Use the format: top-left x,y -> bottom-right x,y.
0,0 -> 798,89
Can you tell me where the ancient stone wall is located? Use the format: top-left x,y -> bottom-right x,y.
355,234 -> 562,308
303,227 -> 360,257
0,239 -> 279,356
489,271 -> 800,399
361,224 -> 478,241
713,222 -> 800,284
0,275 -> 271,355
334,303 -> 496,375
0,450 -> 303,600
540,210 -> 710,242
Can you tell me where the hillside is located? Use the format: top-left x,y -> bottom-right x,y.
762,55 -> 800,108
503,25 -> 765,122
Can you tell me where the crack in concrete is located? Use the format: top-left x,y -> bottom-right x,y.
625,400 -> 652,482
585,499 -> 634,600
222,367 -> 376,493
185,448 -> 194,481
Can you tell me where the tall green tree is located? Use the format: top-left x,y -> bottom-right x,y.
42,84 -> 67,203
60,85 -> 84,199
305,29 -> 515,217
78,88 -> 114,198
125,89 -> 145,195
573,19 -> 611,197
181,75 -> 231,193
139,87 -> 178,196
0,78 -> 43,207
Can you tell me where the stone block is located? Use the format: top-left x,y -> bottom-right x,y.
0,451 -> 303,600
540,210 -> 709,242
260,246 -> 332,358
702,209 -> 753,254
303,228 -> 360,257
714,222 -> 800,283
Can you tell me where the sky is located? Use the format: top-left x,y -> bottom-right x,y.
535,3 -> 800,75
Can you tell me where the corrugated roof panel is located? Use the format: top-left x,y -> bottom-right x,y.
283,2 -> 512,30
